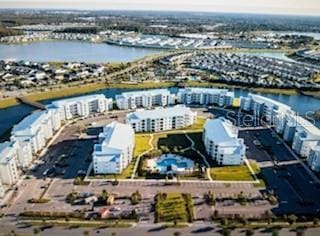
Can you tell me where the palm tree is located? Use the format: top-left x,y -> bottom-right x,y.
101,189 -> 109,200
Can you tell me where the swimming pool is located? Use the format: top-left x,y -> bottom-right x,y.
157,158 -> 188,168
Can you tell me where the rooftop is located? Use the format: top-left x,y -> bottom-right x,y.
50,94 -> 107,107
248,93 -> 291,111
116,89 -> 171,99
204,118 -> 238,143
94,121 -> 134,154
127,105 -> 194,121
179,87 -> 234,96
12,111 -> 47,133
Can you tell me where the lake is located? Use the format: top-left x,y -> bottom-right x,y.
0,40 -> 162,63
0,40 -> 295,63
0,87 -> 319,141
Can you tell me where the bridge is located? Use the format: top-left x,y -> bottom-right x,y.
16,97 -> 46,110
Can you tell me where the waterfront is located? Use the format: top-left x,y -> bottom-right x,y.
0,40 -> 295,63
0,40 -> 162,63
0,87 -> 319,139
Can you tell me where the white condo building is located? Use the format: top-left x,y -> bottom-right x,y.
203,118 -> 245,165
0,142 -> 19,185
177,87 -> 234,107
291,117 -> 320,157
11,111 -> 56,154
307,146 -> 320,172
240,93 -> 291,123
126,105 -> 197,132
49,94 -> 113,121
115,89 -> 174,110
92,122 -> 135,174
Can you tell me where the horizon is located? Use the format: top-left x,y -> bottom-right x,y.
0,0 -> 320,17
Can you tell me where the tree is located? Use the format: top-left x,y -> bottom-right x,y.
272,228 -> 279,236
288,214 -> 298,225
174,232 -> 181,236
245,229 -> 254,236
204,191 -> 216,206
101,189 -> 109,201
213,210 -> 219,219
83,230 -> 90,236
221,218 -> 228,226
296,226 -> 307,236
33,228 -> 41,235
130,190 -> 142,205
112,176 -> 119,186
221,228 -> 231,236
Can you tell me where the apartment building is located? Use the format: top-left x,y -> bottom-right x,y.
92,122 -> 135,174
0,142 -> 19,185
49,94 -> 113,120
292,117 -> 320,157
115,89 -> 174,110
11,111 -> 55,154
307,146 -> 320,172
203,118 -> 245,165
240,93 -> 291,123
177,87 -> 234,107
126,105 -> 197,133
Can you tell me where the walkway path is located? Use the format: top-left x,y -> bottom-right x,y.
184,132 -> 213,181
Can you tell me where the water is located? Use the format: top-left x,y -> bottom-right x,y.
0,87 -> 319,140
0,40 -> 298,63
274,32 -> 320,40
157,158 -> 188,168
0,41 -> 162,63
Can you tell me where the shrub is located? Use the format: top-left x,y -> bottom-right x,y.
28,198 -> 50,204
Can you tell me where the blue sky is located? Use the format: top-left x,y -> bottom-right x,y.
0,0 -> 320,16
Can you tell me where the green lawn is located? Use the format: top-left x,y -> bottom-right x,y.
0,97 -> 18,109
134,134 -> 152,157
155,193 -> 193,223
210,161 -> 260,181
187,116 -> 206,131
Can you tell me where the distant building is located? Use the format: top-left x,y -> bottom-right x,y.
0,142 -> 19,185
177,87 -> 234,107
93,122 -> 135,174
115,89 -> 174,110
203,118 -> 245,165
49,94 -> 112,120
126,105 -> 197,132
307,146 -> 320,172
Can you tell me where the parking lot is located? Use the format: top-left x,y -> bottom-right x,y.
240,128 -> 320,216
4,107 -> 320,221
